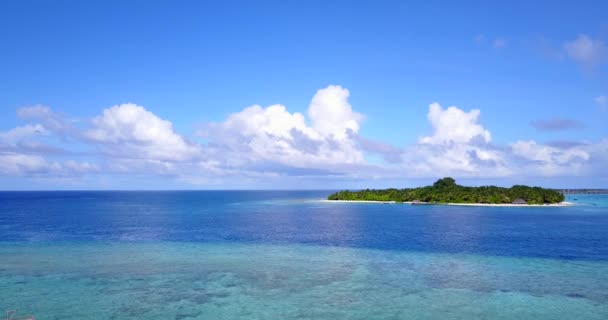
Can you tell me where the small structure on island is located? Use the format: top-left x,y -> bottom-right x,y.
512,199 -> 527,205
411,200 -> 423,205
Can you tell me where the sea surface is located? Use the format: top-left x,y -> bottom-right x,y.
1,191 -> 607,319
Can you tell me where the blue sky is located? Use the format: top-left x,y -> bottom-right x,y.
1,0 -> 607,189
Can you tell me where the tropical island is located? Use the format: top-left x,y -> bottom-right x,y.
327,177 -> 566,205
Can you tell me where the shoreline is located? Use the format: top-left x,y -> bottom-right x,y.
321,199 -> 575,207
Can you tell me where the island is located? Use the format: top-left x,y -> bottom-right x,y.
327,177 -> 566,205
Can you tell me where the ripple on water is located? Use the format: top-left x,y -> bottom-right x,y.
1,242 -> 607,320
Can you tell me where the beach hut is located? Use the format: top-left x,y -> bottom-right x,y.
512,199 -> 527,205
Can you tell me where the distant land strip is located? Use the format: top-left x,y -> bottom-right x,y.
559,189 -> 608,194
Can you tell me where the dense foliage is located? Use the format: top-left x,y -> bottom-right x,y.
327,178 -> 565,204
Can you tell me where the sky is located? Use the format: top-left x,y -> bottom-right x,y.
1,0 -> 607,189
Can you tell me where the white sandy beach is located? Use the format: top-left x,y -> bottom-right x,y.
321,199 -> 575,207
320,199 -> 397,204
444,201 -> 575,207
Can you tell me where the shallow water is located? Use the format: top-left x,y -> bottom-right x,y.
568,193 -> 608,208
1,191 -> 607,319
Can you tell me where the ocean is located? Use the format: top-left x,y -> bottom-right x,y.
1,191 -> 607,319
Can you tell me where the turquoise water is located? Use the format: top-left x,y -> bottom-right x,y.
1,191 -> 607,319
2,242 -> 607,320
567,194 -> 608,207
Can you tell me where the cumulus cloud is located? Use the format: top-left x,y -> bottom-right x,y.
0,153 -> 52,175
0,124 -> 48,145
400,103 -> 510,177
1,86 -> 607,186
0,116 -> 95,178
511,140 -> 590,176
0,152 -> 97,176
406,103 -> 598,179
200,85 -> 364,169
402,143 -> 509,178
86,103 -> 201,161
563,34 -> 607,68
512,140 -> 589,163
0,123 -> 72,156
530,117 -> 584,132
16,105 -> 73,135
419,103 -> 491,145
307,85 -> 363,139
402,103 -> 598,178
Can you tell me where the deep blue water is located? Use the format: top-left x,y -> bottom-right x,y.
1,191 -> 608,319
1,191 -> 607,260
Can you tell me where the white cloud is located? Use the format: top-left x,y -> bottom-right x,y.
0,153 -> 52,175
86,103 -> 200,161
400,102 -> 598,179
212,104 -> 316,142
0,152 -> 97,176
308,85 -> 363,139
1,87 -> 607,186
511,140 -> 590,176
419,103 -> 491,145
403,102 -> 596,179
0,124 -> 48,145
563,34 -> 606,67
201,85 -> 365,168
402,143 -> 509,177
398,103 -> 510,177
16,105 -> 72,134
596,95 -> 606,111
105,158 -> 180,176
512,140 -> 589,163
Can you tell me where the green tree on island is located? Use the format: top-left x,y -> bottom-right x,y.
327,178 -> 565,204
